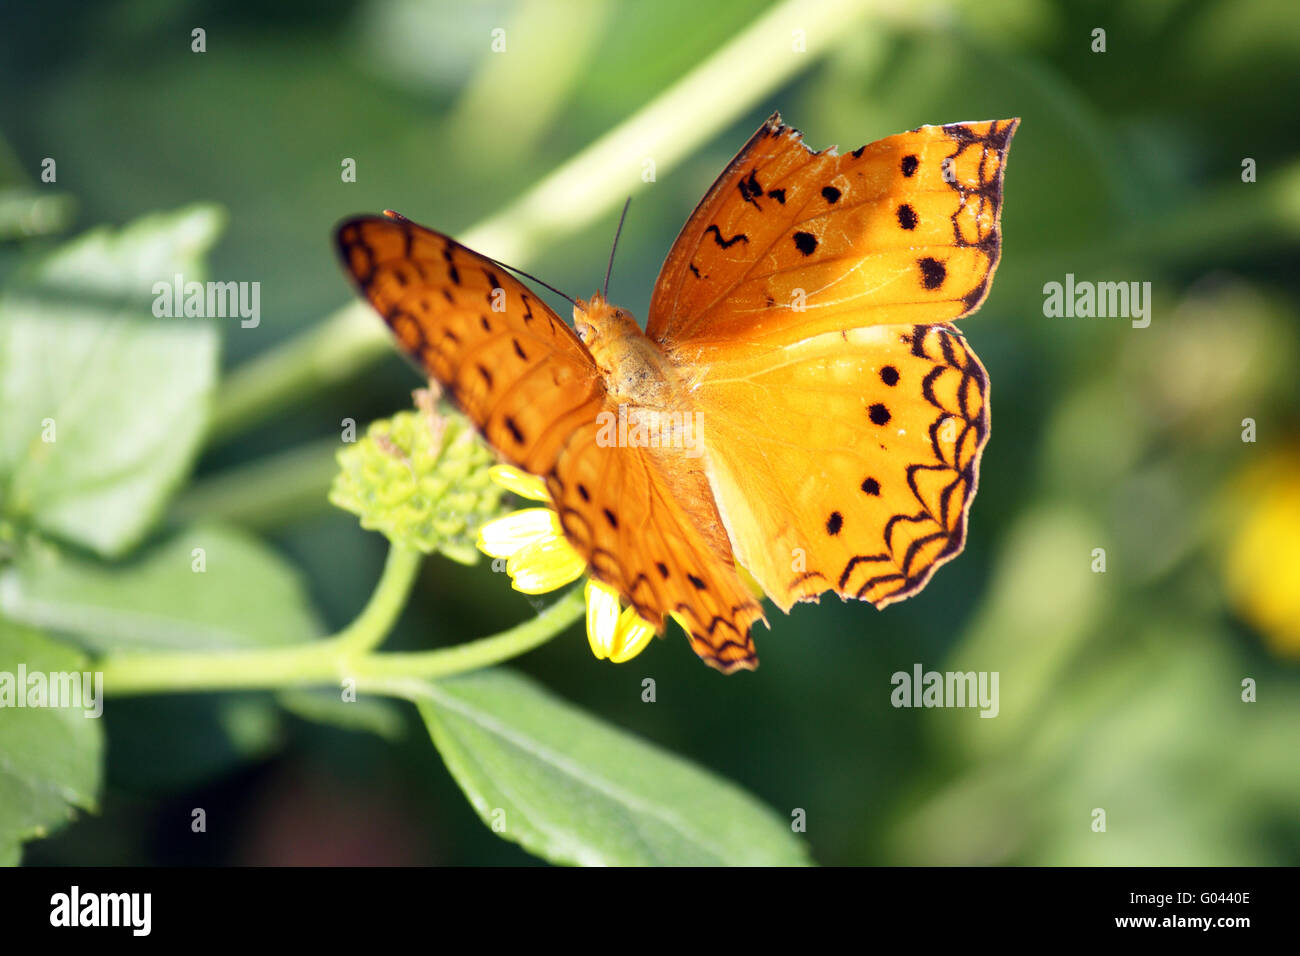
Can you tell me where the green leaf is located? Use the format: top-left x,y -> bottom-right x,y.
0,206 -> 223,557
415,669 -> 811,866
10,204 -> 225,299
0,524 -> 323,652
0,619 -> 103,864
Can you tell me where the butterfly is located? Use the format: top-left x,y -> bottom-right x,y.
336,112 -> 1018,673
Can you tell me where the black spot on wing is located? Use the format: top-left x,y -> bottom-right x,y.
738,168 -> 764,209
704,224 -> 748,248
919,257 -> 947,290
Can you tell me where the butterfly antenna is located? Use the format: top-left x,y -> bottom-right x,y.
486,256 -> 579,309
603,197 -> 632,300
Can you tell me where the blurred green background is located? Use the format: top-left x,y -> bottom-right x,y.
2,0 -> 1298,865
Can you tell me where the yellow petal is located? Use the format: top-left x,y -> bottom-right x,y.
476,508 -> 559,559
489,464 -> 552,502
585,579 -> 622,660
608,605 -> 656,663
507,533 -> 587,594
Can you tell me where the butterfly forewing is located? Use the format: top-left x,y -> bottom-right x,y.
648,114 -> 1018,354
336,216 -> 605,475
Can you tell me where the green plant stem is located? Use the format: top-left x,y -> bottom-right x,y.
206,0 -> 885,446
97,540 -> 585,696
331,544 -> 425,655
207,303 -> 386,445
352,586 -> 587,680
170,436 -> 340,529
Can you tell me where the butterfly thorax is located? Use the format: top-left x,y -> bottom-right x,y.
574,292 -> 735,563
574,293 -> 679,409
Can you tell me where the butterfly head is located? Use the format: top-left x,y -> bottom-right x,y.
573,291 -> 639,350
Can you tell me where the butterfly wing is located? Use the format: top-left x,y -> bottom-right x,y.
646,117 -> 1015,610
542,431 -> 766,672
336,215 -> 764,671
691,322 -> 988,611
337,215 -> 605,474
648,114 -> 1017,352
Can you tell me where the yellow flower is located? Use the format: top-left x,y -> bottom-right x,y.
476,465 -> 657,663
1222,448 -> 1300,657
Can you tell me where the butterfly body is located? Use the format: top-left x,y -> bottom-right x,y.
575,294 -> 677,409
574,293 -> 740,582
338,113 -> 1018,673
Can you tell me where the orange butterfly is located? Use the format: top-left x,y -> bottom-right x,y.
336,113 -> 1018,673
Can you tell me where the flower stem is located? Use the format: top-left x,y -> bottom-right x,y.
169,437 -> 340,530
330,544 -> 425,655
97,542 -> 585,697
207,303 -> 387,445
353,586 -> 586,680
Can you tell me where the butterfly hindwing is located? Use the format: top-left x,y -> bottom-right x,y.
694,323 -> 989,611
543,428 -> 766,672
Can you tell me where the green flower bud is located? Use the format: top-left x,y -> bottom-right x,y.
329,396 -> 506,563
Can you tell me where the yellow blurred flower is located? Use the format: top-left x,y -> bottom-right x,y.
1222,447 -> 1300,657
476,465 -> 657,664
